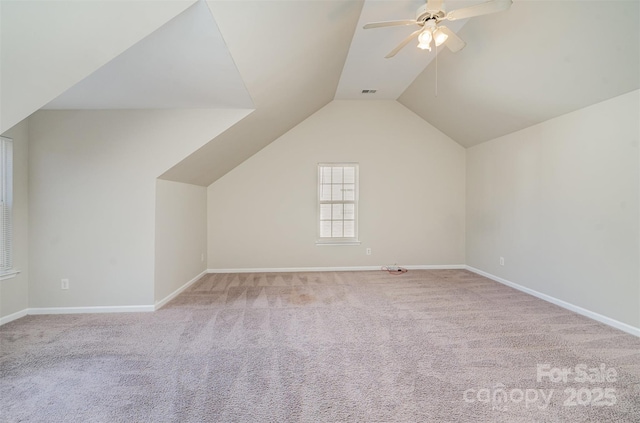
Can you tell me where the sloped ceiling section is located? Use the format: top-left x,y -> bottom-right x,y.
159,0 -> 365,186
44,0 -> 253,110
0,0 -> 196,133
335,0 -> 470,100
399,0 -> 640,148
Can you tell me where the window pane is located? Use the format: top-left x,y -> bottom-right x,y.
343,220 -> 355,238
332,204 -> 343,219
321,167 -> 332,184
317,163 -> 358,243
343,166 -> 355,183
320,221 -> 332,237
332,184 -> 343,201
320,184 -> 332,201
344,204 -> 355,220
332,220 -> 343,238
320,204 -> 331,220
332,167 -> 343,183
343,184 -> 355,201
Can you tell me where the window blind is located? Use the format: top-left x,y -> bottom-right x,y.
0,137 -> 13,272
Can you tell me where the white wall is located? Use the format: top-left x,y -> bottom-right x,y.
207,100 -> 466,269
154,179 -> 207,304
28,109 -> 249,308
466,90 -> 640,328
0,119 -> 29,320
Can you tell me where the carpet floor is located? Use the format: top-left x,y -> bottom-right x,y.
1,269 -> 639,422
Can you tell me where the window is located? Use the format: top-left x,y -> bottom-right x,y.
1,136 -> 13,277
317,163 -> 360,245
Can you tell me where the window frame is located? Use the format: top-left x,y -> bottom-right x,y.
316,162 -> 360,246
0,136 -> 16,280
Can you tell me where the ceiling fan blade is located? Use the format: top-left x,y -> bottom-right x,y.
445,0 -> 512,21
385,28 -> 423,58
363,20 -> 417,29
438,25 -> 466,52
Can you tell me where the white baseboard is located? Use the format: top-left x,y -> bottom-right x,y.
208,266 -> 379,273
465,266 -> 640,338
207,264 -> 467,273
155,269 -> 207,311
0,269 -> 209,323
403,264 -> 467,270
0,309 -> 28,326
27,305 -> 154,315
5,266 -> 637,339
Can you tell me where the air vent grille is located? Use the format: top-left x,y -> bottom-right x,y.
361,89 -> 377,94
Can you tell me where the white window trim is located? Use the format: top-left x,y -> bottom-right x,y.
0,270 -> 20,281
316,162 -> 360,245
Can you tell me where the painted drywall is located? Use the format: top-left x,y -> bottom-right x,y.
44,0 -> 253,111
207,100 -> 466,269
154,179 -> 207,304
466,90 -> 640,328
398,0 -> 640,148
160,0 -> 364,186
28,108 -> 250,308
0,119 -> 29,320
0,0 -> 195,133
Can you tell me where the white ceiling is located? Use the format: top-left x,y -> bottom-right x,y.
399,0 -> 640,147
160,0 -> 365,186
336,0 -> 473,100
44,0 -> 253,110
3,0 -> 638,184
0,0 -> 196,133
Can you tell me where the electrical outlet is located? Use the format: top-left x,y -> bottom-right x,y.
366,248 -> 372,256
61,279 -> 69,290
499,257 -> 505,266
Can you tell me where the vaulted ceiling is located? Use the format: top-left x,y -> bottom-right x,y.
1,0 -> 638,186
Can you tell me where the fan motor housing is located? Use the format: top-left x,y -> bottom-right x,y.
416,3 -> 445,22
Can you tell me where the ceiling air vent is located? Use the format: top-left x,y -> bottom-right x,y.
361,89 -> 377,94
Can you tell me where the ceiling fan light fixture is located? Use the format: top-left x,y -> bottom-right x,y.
417,29 -> 433,50
365,0 -> 513,58
433,28 -> 448,46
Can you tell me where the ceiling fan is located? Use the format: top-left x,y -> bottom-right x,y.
363,0 -> 513,58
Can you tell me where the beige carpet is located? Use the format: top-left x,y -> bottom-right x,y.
1,269 -> 639,422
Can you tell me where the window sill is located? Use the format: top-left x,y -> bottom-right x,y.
0,270 -> 20,281
315,241 -> 361,246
